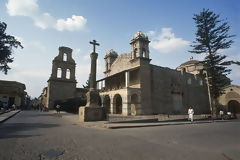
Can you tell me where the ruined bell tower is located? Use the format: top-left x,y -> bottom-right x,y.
130,31 -> 150,60
46,46 -> 77,109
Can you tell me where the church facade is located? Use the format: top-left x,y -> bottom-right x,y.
45,47 -> 87,109
97,31 -> 210,116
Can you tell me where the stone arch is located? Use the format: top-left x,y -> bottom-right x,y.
63,53 -> 67,61
113,94 -> 122,114
103,95 -> 111,114
131,94 -> 138,115
57,68 -> 62,78
225,92 -> 240,99
66,69 -> 71,79
228,100 -> 240,115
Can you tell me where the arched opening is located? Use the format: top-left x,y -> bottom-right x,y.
66,69 -> 70,79
187,78 -> 192,85
131,94 -> 138,115
103,95 -> 111,114
142,48 -> 146,58
63,53 -> 67,61
134,48 -> 138,58
228,100 -> 240,115
113,94 -> 122,114
57,68 -> 62,78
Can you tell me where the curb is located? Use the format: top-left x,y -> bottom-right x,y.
0,110 -> 21,123
106,120 -> 235,129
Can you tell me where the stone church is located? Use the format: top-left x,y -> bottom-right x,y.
96,31 -> 210,116
42,31 -> 211,116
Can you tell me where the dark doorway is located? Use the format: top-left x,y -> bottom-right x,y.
228,100 -> 240,114
8,97 -> 15,107
114,94 -> 122,114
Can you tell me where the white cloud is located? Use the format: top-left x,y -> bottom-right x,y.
147,30 -> 155,36
6,0 -> 87,31
56,15 -> 87,31
149,28 -> 190,53
6,0 -> 39,16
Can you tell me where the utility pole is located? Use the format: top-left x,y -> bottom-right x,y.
203,70 -> 213,117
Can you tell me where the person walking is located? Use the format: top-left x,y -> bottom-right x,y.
12,104 -> 16,110
219,110 -> 224,120
56,104 -> 61,114
188,106 -> 194,122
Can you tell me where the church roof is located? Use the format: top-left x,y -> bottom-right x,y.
179,60 -> 200,67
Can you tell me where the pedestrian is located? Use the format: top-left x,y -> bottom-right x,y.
219,110 -> 224,120
56,104 -> 61,114
188,106 -> 194,122
12,104 -> 16,110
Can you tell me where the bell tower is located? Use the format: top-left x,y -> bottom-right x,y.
130,31 -> 150,60
46,46 -> 77,109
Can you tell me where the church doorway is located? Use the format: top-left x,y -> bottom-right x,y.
103,95 -> 111,114
131,94 -> 138,115
113,94 -> 122,114
228,100 -> 240,115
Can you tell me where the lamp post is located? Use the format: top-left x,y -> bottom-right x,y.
203,70 -> 213,117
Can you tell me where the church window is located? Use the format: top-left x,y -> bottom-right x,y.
134,48 -> 138,58
63,53 -> 67,61
66,69 -> 70,79
57,68 -> 62,78
142,48 -> 146,58
187,78 -> 192,85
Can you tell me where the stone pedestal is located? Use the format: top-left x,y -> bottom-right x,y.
79,106 -> 103,122
79,40 -> 103,122
79,90 -> 103,122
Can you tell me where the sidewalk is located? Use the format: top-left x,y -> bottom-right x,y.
0,110 -> 21,123
53,111 -> 234,129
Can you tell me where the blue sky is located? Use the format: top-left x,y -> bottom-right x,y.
0,0 -> 239,98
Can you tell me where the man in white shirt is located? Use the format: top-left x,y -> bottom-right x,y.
188,106 -> 194,122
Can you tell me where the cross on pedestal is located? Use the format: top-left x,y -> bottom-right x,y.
90,40 -> 100,53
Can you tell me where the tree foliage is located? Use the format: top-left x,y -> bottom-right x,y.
189,9 -> 236,114
82,74 -> 90,88
0,21 -> 23,74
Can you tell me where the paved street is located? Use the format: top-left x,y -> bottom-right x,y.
0,111 -> 239,160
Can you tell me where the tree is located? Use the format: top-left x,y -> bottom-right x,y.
82,74 -> 90,88
189,9 -> 236,116
0,21 -> 23,74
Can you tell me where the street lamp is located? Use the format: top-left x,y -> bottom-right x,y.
203,70 -> 213,117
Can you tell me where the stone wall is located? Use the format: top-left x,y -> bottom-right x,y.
150,65 -> 210,115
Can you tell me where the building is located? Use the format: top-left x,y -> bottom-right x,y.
176,56 -> 204,75
97,31 -> 210,116
218,85 -> 240,116
0,80 -> 26,108
45,46 -> 87,109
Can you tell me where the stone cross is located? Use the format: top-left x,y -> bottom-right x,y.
89,40 -> 99,90
90,40 -> 100,53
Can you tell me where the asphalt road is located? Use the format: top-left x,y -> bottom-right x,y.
0,110 -> 239,160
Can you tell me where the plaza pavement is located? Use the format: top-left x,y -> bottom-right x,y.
49,110 -> 234,129
0,109 -> 234,129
